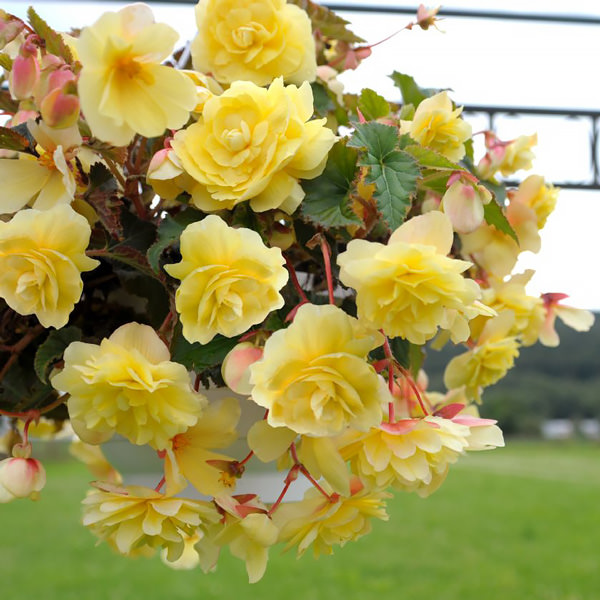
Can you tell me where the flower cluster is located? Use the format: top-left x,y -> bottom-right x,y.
0,0 -> 593,584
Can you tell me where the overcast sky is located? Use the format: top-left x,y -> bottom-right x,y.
4,1 -> 600,309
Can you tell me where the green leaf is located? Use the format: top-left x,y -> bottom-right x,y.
390,337 -> 410,369
311,82 -> 335,116
390,72 -> 431,107
27,7 -> 73,63
409,343 -> 426,378
171,326 -> 240,372
349,122 -> 420,231
0,53 -> 12,70
301,141 -> 362,228
0,125 -> 30,152
34,327 -> 82,383
404,144 -> 464,171
358,88 -> 390,121
481,179 -> 507,206
147,208 -> 204,272
114,269 -> 170,328
288,0 -> 365,42
483,199 -> 518,243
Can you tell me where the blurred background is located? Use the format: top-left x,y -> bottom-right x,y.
1,1 -> 599,598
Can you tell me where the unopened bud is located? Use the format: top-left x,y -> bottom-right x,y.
0,455 -> 46,503
10,52 -> 39,100
221,342 -> 263,395
40,85 -> 80,128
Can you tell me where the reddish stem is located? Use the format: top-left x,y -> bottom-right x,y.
320,237 -> 335,305
380,332 -> 396,422
194,373 -> 202,392
398,366 -> 430,416
238,450 -> 254,466
290,442 -> 334,501
284,256 -> 309,303
154,476 -> 166,493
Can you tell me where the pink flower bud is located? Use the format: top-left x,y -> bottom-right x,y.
0,456 -> 46,503
222,342 -> 263,395
40,86 -> 80,128
10,53 -> 39,100
442,180 -> 485,234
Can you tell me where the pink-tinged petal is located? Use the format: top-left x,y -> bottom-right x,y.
222,342 -> 264,394
434,403 -> 465,419
452,416 -> 497,427
380,419 -> 420,435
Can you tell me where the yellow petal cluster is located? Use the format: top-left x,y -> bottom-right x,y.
250,304 -> 384,436
0,205 -> 98,328
444,312 -> 520,401
51,323 -> 206,449
77,4 -> 197,146
338,211 -> 481,344
191,0 -> 317,86
82,483 -> 219,562
400,91 -> 472,161
275,481 -> 390,558
171,78 -> 336,213
511,174 -> 558,230
164,215 -> 288,344
339,416 -> 503,496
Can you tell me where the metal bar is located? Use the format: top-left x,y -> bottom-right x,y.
464,105 -> 600,118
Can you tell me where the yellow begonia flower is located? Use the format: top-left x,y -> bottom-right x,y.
539,293 -> 595,348
191,0 -> 316,87
171,78 -> 336,214
400,91 -> 472,161
82,483 -> 220,562
181,70 -> 224,115
0,205 -> 98,328
164,215 -> 288,344
164,395 -> 241,497
477,271 -> 545,346
444,310 -> 520,401
496,134 -> 537,177
338,211 -> 482,344
250,303 -> 384,437
0,146 -> 75,214
51,322 -> 206,450
275,479 -> 390,558
339,416 -> 503,496
77,4 -> 197,146
511,174 -> 558,230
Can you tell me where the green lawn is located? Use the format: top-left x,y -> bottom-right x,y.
1,441 -> 599,600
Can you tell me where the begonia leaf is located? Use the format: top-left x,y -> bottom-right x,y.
288,0 -> 365,42
483,198 -> 518,243
27,7 -> 73,63
34,326 -> 82,383
358,88 -> 390,121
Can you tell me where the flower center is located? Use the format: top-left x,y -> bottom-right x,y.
114,55 -> 154,85
223,126 -> 250,152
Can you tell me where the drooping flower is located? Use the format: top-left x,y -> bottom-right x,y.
191,0 -> 317,86
477,132 -> 537,180
82,483 -> 219,562
337,211 -> 483,344
539,293 -> 595,348
51,322 -> 206,449
249,303 -> 384,436
164,215 -> 288,344
444,310 -> 520,401
77,4 -> 197,146
274,478 -> 390,558
400,91 -> 472,161
164,395 -> 241,497
338,415 -> 503,496
510,174 -> 558,230
0,204 -> 98,328
171,78 -> 336,214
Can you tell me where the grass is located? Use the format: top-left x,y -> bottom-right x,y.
1,441 -> 599,600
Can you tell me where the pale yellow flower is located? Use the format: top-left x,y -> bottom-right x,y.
539,293 -> 595,348
337,211 -> 482,344
164,395 -> 241,497
444,311 -> 520,401
164,215 -> 288,344
82,483 -> 219,562
250,303 -> 384,436
400,91 -> 471,161
275,479 -> 390,558
51,322 -> 206,449
171,78 -> 336,214
511,174 -> 558,230
339,415 -> 503,496
0,205 -> 98,328
496,134 -> 537,177
191,0 -> 316,86
181,70 -> 224,115
77,4 -> 197,146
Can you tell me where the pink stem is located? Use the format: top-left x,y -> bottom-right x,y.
320,238 -> 335,305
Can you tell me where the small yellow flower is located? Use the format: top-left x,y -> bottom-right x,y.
171,78 -> 336,214
510,174 -> 558,230
164,215 -> 288,344
444,311 -> 520,401
400,91 -> 471,161
77,4 -> 197,146
250,303 -> 384,436
82,483 -> 219,562
0,205 -> 98,328
275,479 -> 390,558
191,0 -> 317,86
51,322 -> 206,449
338,211 -> 482,344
